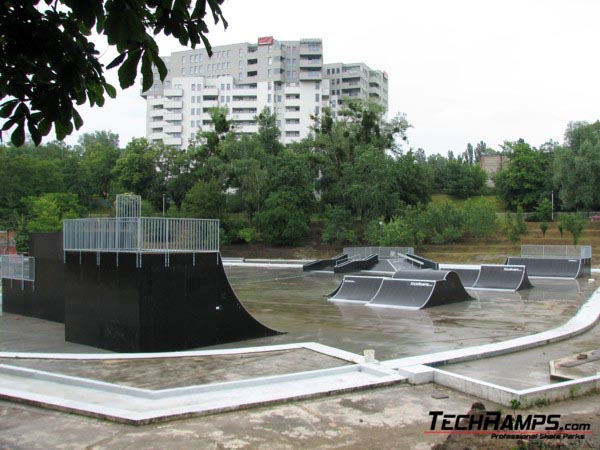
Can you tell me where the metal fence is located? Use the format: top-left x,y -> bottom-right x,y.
0,254 -> 35,281
521,245 -> 592,259
63,217 -> 220,253
343,246 -> 414,259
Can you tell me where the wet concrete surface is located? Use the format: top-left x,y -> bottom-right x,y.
442,309 -> 600,390
0,349 -> 350,389
211,267 -> 594,361
0,267 -> 594,362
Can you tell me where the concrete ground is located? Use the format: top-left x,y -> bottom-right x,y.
1,266 -> 599,448
1,385 -> 599,449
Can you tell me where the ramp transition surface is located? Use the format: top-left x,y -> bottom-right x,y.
506,256 -> 584,279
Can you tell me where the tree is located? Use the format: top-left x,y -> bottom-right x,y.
494,139 -> 551,210
558,213 -> 586,245
553,121 -> 600,211
112,138 -> 157,198
181,179 -> 225,220
0,1 -> 227,146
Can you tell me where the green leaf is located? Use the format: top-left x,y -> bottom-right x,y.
140,50 -> 154,92
38,118 -> 52,137
0,100 -> 18,119
27,120 -> 42,146
106,52 -> 127,70
104,83 -> 117,98
72,109 -> 83,130
117,49 -> 142,89
11,123 -> 25,147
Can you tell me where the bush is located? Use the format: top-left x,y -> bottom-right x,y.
321,206 -> 357,245
380,217 -> 424,247
558,213 -> 586,245
540,222 -> 549,237
364,218 -> 386,245
238,227 -> 261,244
254,191 -> 310,246
462,198 -> 498,240
529,198 -> 553,222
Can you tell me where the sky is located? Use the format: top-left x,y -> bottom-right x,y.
62,0 -> 600,155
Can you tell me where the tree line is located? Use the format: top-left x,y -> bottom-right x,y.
1,100 -> 598,248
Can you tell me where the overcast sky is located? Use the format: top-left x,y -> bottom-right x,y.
64,0 -> 600,155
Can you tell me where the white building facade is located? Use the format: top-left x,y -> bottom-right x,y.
142,37 -> 388,148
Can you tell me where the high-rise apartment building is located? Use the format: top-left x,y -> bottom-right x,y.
142,37 -> 388,148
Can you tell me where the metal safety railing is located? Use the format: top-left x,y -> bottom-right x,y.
343,246 -> 415,260
0,254 -> 35,281
521,245 -> 592,259
63,217 -> 220,253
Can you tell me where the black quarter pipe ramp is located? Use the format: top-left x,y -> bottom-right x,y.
506,257 -> 585,279
471,264 -> 533,291
328,276 -> 384,303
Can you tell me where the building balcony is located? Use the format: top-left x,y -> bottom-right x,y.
164,113 -> 182,121
164,100 -> 183,109
149,131 -> 166,140
163,137 -> 182,146
299,58 -> 322,69
164,88 -> 183,97
299,70 -> 322,81
149,109 -> 164,118
163,124 -> 182,133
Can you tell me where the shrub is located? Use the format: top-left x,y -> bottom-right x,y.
254,191 -> 310,246
558,213 -> 586,245
321,206 -> 357,245
539,222 -> 549,237
238,227 -> 261,244
462,198 -> 498,240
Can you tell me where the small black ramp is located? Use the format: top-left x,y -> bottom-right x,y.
329,276 -> 384,303
333,254 -> 379,273
472,264 -> 533,291
369,270 -> 473,309
303,253 -> 348,272
506,257 -> 583,279
452,268 -> 480,287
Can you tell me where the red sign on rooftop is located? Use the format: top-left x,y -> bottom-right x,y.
258,36 -> 274,46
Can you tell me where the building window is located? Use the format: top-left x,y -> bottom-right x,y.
315,82 -> 320,90
268,93 -> 272,102
221,83 -> 225,90
268,56 -> 272,65
191,97 -> 195,103
190,120 -> 195,127
197,96 -> 201,102
268,69 -> 272,77
268,81 -> 272,90
181,56 -> 186,64
226,83 -> 231,90
181,68 -> 185,75
220,95 -> 225,102
227,50 -> 231,58
315,106 -> 320,115
315,94 -> 320,102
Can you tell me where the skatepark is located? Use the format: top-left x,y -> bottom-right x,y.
1,202 -> 600,447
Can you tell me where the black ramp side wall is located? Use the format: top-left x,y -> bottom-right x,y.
367,278 -> 435,309
330,276 -> 383,302
64,252 -> 281,352
452,268 -> 480,288
507,257 -> 582,278
2,232 -> 65,323
426,271 -> 473,308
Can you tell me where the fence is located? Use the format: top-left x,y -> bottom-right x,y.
63,217 -> 220,253
0,254 -> 35,281
521,245 -> 592,259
